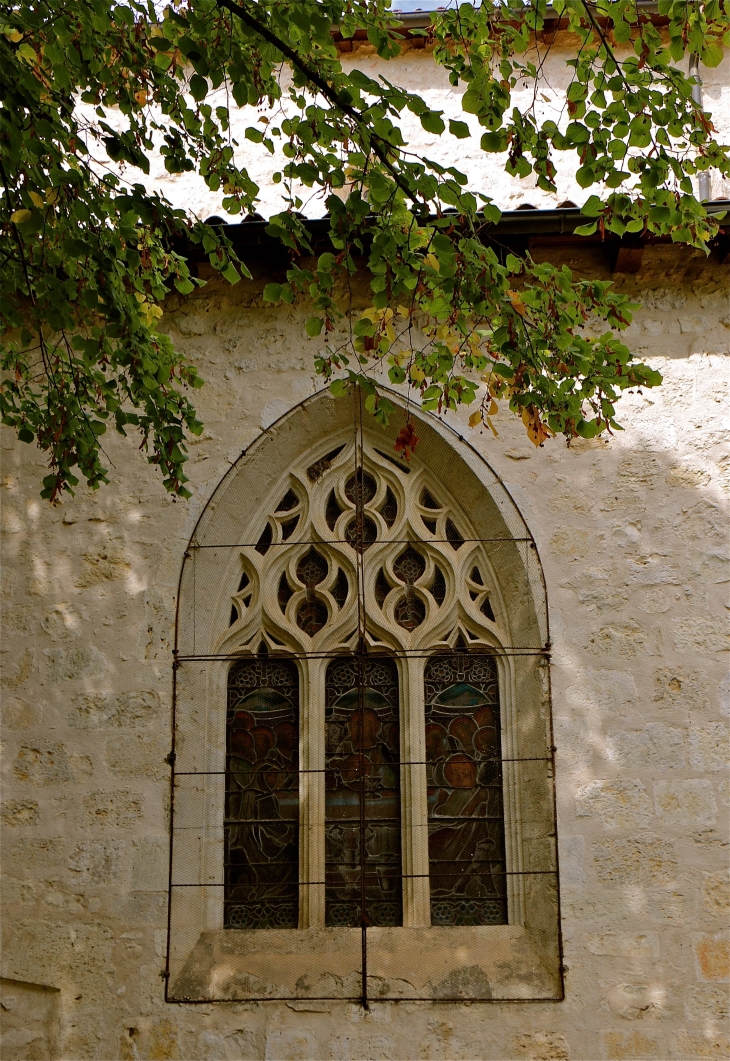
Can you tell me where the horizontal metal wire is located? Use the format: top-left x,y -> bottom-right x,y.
171,870 -> 557,887
189,537 -> 535,549
175,757 -> 551,775
176,647 -> 550,661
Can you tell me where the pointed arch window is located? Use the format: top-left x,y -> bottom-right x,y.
170,397 -> 560,1003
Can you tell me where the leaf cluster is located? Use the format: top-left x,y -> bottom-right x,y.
1,1 -> 728,497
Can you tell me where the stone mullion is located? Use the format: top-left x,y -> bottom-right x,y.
299,656 -> 326,928
401,655 -> 431,927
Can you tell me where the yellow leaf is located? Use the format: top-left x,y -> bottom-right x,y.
135,89 -> 148,105
488,399 -> 498,416
10,209 -> 32,224
540,93 -> 551,103
424,252 -> 439,272
486,417 -> 499,437
384,323 -> 396,343
396,305 -> 410,318
29,191 -> 45,208
6,29 -> 23,42
134,291 -> 146,303
410,365 -> 425,382
45,188 -> 58,204
508,290 -> 527,316
468,410 -> 482,428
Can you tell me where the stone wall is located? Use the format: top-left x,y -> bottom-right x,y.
1,238 -> 728,1060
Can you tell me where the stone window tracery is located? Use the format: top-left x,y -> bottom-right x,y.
169,395 -> 560,1003
222,439 -> 509,931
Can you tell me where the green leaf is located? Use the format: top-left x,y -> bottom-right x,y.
421,111 -> 445,135
189,74 -> 207,101
701,43 -> 724,67
329,379 -> 349,397
17,426 -> 34,443
305,316 -> 323,337
221,262 -> 240,284
263,283 -> 283,302
448,119 -> 470,139
574,222 -> 598,236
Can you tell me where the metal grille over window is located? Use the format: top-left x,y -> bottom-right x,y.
167,389 -> 561,1005
325,657 -> 402,928
225,659 -> 299,929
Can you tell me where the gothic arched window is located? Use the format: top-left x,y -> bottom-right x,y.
169,392 -> 560,1004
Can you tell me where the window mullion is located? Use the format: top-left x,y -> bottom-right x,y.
300,656 -> 326,928
401,655 -> 431,927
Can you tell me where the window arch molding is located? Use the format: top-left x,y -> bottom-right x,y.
169,388 -> 560,1004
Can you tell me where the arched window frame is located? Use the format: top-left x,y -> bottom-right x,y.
168,390 -> 559,1003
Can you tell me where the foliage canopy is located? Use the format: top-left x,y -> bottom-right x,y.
1,0 -> 728,499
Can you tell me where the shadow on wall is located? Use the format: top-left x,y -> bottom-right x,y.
0,361 -> 728,1060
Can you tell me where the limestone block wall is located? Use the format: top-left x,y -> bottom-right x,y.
1,239 -> 728,1060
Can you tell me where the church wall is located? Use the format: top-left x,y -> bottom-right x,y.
1,240 -> 728,1060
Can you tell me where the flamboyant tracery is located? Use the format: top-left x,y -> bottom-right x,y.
222,438 -> 507,929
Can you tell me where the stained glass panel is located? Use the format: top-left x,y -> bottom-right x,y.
225,658 -> 299,929
424,653 -> 507,926
325,657 -> 402,928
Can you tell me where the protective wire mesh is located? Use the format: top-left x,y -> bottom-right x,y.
166,389 -> 562,1004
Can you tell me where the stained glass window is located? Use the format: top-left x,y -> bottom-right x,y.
225,658 -> 299,929
325,657 -> 402,927
424,653 -> 507,926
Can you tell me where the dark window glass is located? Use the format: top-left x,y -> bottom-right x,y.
424,653 -> 507,926
225,659 -> 299,929
325,658 -> 402,928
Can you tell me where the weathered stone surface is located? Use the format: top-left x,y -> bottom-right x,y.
702,870 -> 730,915
2,837 -> 65,876
549,528 -> 592,559
673,616 -> 730,654
13,741 -> 72,786
44,644 -> 107,682
69,690 -> 162,728
606,982 -> 670,1022
131,837 -> 168,891
75,548 -> 131,587
585,934 -> 660,960
576,780 -> 652,830
654,779 -> 718,828
688,723 -> 729,772
67,840 -> 126,885
1,695 -> 42,729
586,622 -> 647,659
0,800 -> 39,827
694,935 -> 730,982
601,1030 -> 662,1059
511,1032 -> 570,1060
106,733 -> 167,780
652,668 -> 709,710
81,790 -> 144,829
684,983 -> 730,1023
592,836 -> 677,886
608,724 -> 685,772
673,1032 -> 730,1059
40,604 -> 82,641
0,978 -> 61,1061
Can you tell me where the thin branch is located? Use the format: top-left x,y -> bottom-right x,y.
216,0 -> 422,206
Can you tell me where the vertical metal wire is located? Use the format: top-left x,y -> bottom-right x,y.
353,384 -> 369,1009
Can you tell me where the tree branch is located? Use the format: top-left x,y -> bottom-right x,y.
215,0 -> 422,205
